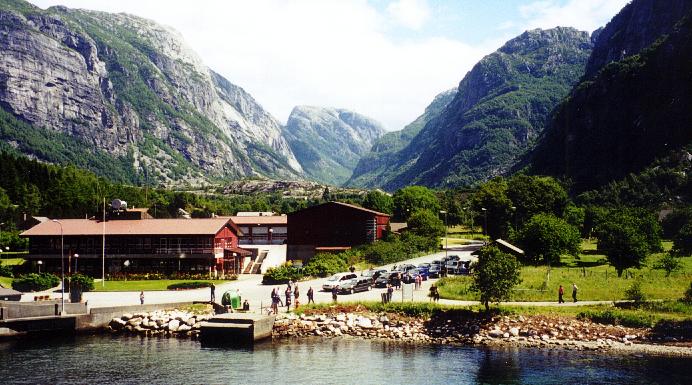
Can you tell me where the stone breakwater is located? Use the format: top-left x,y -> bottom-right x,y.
272,312 -> 692,357
106,309 -> 213,338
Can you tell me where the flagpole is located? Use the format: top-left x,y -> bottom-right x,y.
102,197 -> 106,288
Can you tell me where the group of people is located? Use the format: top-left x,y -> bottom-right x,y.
270,281 -> 315,314
558,283 -> 579,303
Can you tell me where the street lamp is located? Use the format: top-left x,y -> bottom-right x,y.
269,228 -> 274,244
74,253 -> 79,274
52,219 -> 65,315
440,210 -> 448,260
37,260 -> 43,274
481,208 -> 488,240
511,206 -> 517,231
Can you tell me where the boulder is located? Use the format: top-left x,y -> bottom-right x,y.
168,319 -> 181,332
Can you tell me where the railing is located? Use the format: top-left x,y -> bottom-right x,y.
28,247 -> 218,256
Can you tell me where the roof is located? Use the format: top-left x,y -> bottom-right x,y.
224,247 -> 253,256
0,287 -> 22,296
389,222 -> 408,233
21,218 -> 237,237
228,215 -> 287,225
495,239 -> 525,255
290,201 -> 390,217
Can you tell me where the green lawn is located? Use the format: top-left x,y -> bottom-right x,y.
0,258 -> 25,266
0,276 -> 12,288
0,258 -> 25,288
93,279 -> 235,292
437,242 -> 692,302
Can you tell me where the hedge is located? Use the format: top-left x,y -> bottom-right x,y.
12,273 -> 60,292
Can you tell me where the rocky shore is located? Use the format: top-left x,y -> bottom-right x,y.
106,309 -> 212,338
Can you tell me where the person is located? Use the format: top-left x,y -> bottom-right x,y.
307,286 -> 315,304
429,284 -> 439,302
332,285 -> 338,303
210,283 -> 216,302
242,299 -> 250,311
294,285 -> 300,308
415,274 -> 422,290
386,284 -> 394,303
285,286 -> 292,311
271,290 -> 280,314
572,283 -> 578,302
139,291 -> 144,305
349,265 -> 356,273
236,288 -> 242,305
558,285 -> 565,304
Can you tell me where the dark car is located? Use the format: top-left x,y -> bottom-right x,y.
339,277 -> 373,294
395,263 -> 417,273
428,264 -> 441,278
362,269 -> 388,281
409,268 -> 429,281
374,272 -> 395,288
418,263 -> 431,269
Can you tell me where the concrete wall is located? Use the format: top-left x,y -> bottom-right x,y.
0,301 -> 87,320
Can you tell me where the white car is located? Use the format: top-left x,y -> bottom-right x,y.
322,272 -> 358,291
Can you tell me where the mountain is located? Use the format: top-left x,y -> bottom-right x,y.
530,0 -> 692,193
347,27 -> 593,191
0,0 -> 302,185
283,106 -> 385,185
346,88 -> 456,188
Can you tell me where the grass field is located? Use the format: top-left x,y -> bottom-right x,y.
437,239 -> 691,302
0,257 -> 25,288
92,279 -> 235,292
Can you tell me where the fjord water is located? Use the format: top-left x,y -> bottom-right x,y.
1,336 -> 690,384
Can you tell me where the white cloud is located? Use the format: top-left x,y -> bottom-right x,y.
28,0 -> 489,131
519,0 -> 629,32
386,0 -> 430,30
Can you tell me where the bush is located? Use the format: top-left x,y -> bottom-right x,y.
302,253 -> 348,278
68,273 -> 94,292
262,264 -> 303,285
0,264 -> 13,278
12,273 -> 60,292
167,281 -> 212,290
624,280 -> 646,304
576,309 -> 654,328
654,253 -> 682,277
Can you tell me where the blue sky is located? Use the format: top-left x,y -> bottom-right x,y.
28,0 -> 628,130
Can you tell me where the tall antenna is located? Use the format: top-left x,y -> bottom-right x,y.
102,197 -> 106,288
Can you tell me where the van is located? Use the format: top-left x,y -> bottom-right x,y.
322,272 -> 358,291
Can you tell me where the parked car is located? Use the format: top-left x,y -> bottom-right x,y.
339,277 -> 373,294
409,268 -> 429,281
395,263 -> 417,273
445,260 -> 462,274
417,263 -> 431,269
374,272 -> 396,288
322,272 -> 358,291
362,269 -> 388,281
428,264 -> 442,278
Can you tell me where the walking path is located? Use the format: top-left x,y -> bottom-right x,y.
23,243 -> 616,311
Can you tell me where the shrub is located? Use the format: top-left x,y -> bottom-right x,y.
302,253 -> 348,278
654,253 -> 682,277
0,264 -> 13,278
576,309 -> 654,328
262,264 -> 303,285
68,273 -> 94,292
12,273 -> 60,292
167,281 -> 212,290
471,246 -> 522,311
624,280 -> 646,304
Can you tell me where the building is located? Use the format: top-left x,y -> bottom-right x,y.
20,216 -> 252,278
287,201 -> 390,261
230,214 -> 287,246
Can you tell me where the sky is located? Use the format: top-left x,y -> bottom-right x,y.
29,0 -> 628,131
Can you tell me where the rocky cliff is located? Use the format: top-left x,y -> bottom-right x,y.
350,27 -> 593,191
283,106 -> 385,185
0,0 -> 302,184
530,0 -> 692,192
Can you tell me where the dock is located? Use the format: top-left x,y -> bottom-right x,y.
200,313 -> 275,345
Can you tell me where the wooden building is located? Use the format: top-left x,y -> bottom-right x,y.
287,202 -> 390,261
21,217 -> 252,278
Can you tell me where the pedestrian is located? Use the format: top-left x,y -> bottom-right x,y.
415,274 -> 422,290
210,283 -> 216,302
236,288 -> 242,304
294,285 -> 300,308
285,286 -> 292,311
429,284 -> 439,302
572,283 -> 578,302
307,286 -> 315,304
139,291 -> 144,305
271,290 -> 279,314
558,285 -> 565,304
242,299 -> 250,311
332,286 -> 338,303
386,284 -> 394,303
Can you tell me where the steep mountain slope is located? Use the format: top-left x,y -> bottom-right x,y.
283,106 -> 385,185
355,27 -> 593,191
530,0 -> 692,193
0,0 -> 302,184
346,89 -> 456,188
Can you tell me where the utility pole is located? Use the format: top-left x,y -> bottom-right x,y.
440,210 -> 448,260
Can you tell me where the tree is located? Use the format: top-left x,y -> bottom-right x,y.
362,190 -> 393,214
596,209 -> 662,277
322,187 -> 332,202
392,186 -> 440,221
562,204 -> 585,234
471,246 -> 522,311
672,223 -> 692,257
515,213 -> 581,265
507,175 -> 569,226
654,253 -> 682,277
470,178 -> 512,239
407,209 -> 445,239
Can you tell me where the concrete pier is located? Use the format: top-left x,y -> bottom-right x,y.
200,313 -> 275,345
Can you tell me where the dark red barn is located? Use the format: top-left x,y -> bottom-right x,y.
287,201 -> 390,261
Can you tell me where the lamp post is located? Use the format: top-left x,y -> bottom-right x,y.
37,260 -> 43,274
440,210 -> 448,260
269,228 -> 274,244
52,219 -> 65,315
481,208 -> 488,242
511,206 -> 517,231
74,253 -> 79,274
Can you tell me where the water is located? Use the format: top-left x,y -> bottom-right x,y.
1,335 -> 690,384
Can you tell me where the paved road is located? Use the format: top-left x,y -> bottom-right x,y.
29,242 -> 616,311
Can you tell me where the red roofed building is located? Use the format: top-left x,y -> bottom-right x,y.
287,201 -> 390,261
21,216 -> 251,278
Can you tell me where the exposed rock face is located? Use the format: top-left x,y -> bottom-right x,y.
283,106 -> 386,185
347,27 -> 592,190
530,0 -> 692,192
0,1 -> 302,184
